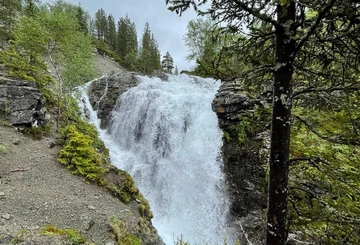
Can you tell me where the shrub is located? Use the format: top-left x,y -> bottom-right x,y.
58,125 -> 105,182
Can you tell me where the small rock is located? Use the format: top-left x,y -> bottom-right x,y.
13,139 -> 21,145
0,192 -> 5,198
88,205 -> 96,210
49,142 -> 56,148
2,213 -> 11,220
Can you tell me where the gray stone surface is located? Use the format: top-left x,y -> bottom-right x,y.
212,79 -> 267,244
0,65 -> 47,126
88,71 -> 140,129
212,80 -> 258,131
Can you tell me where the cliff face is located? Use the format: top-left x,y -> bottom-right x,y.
0,64 -> 48,126
87,72 -> 140,129
212,80 -> 268,244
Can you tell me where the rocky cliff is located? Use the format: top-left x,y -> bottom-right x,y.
212,80 -> 268,244
87,72 -> 140,129
0,64 -> 48,126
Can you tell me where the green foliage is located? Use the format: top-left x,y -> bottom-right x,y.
0,47 -> 54,88
173,236 -> 241,245
0,144 -> 7,154
139,23 -> 161,74
0,0 -> 22,46
21,125 -> 51,140
92,38 -> 122,64
288,108 -> 360,244
41,225 -> 87,245
227,105 -> 270,151
58,125 -> 105,182
109,216 -> 142,245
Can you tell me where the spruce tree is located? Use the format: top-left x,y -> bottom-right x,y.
75,4 -> 88,34
106,14 -> 116,49
94,8 -> 107,40
139,23 -> 161,74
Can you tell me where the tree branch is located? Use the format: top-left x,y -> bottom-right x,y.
292,83 -> 360,99
294,0 -> 337,54
233,0 -> 280,28
294,115 -> 360,146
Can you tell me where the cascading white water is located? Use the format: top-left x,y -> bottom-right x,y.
80,74 -> 230,245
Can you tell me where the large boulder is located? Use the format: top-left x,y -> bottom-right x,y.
0,65 -> 47,126
212,80 -> 259,131
88,71 -> 140,129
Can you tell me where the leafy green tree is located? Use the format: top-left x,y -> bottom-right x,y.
12,0 -> 94,128
0,0 -> 22,47
166,1 -> 360,245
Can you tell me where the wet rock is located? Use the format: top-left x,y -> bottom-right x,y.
212,79 -> 267,244
212,80 -> 259,131
87,71 -> 140,129
151,70 -> 168,81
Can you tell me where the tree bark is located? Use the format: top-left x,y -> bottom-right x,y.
266,1 -> 296,245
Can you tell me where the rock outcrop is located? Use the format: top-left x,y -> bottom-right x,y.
0,64 -> 47,126
212,80 -> 259,131
88,71 -> 140,129
151,70 -> 169,81
212,79 -> 267,244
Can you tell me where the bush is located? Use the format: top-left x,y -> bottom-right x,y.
58,125 -> 105,182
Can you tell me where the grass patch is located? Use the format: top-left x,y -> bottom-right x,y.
0,144 -> 7,154
109,216 -> 142,245
40,225 -> 86,245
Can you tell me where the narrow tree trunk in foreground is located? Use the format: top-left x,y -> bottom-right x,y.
266,1 -> 296,245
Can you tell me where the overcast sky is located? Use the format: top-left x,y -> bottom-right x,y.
43,0 -> 200,71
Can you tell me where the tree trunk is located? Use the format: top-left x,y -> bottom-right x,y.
266,2 -> 296,245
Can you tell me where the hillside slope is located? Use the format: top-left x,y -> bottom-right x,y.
0,55 -> 163,245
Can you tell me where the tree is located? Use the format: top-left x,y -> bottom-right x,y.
12,0 -> 94,128
139,23 -> 161,74
0,0 -> 22,47
116,14 -> 138,69
75,3 -> 89,34
174,66 -> 179,75
94,8 -> 107,40
166,1 -> 360,245
105,14 -> 116,49
162,51 -> 174,73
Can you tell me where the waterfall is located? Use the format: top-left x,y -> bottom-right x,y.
80,74 -> 231,245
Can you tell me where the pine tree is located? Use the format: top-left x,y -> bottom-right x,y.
139,23 -> 161,74
174,66 -> 179,75
75,4 -> 88,34
161,51 -> 174,73
94,8 -> 107,40
105,14 -> 116,49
